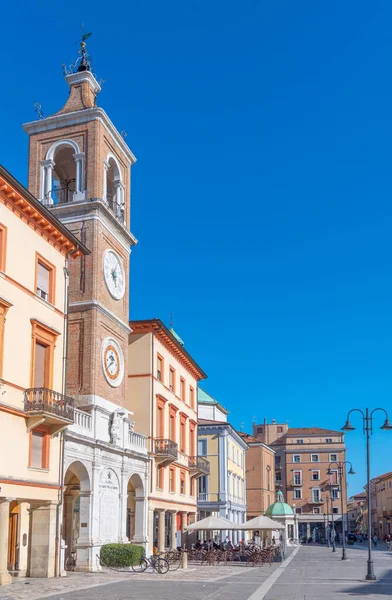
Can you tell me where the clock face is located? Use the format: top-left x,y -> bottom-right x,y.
102,337 -> 124,387
103,249 -> 125,300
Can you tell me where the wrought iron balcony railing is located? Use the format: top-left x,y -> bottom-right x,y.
24,387 -> 74,422
154,438 -> 178,460
189,456 -> 210,476
290,479 -> 303,487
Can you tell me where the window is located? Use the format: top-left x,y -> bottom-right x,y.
0,298 -> 11,378
156,465 -> 164,489
295,507 -> 302,514
180,377 -> 185,401
277,426 -> 283,433
276,472 -> 282,482
198,439 -> 207,456
180,417 -> 187,452
294,488 -> 302,499
333,507 -> 339,514
293,455 -> 301,463
331,487 -> 339,499
31,319 -> 58,389
189,424 -> 196,456
257,427 -> 263,433
329,453 -> 338,462
157,354 -> 163,382
169,408 -> 176,441
189,386 -> 195,409
312,488 -> 321,502
0,223 -> 7,272
296,439 -> 304,444
275,456 -> 281,466
311,454 -> 319,462
329,469 -> 338,485
190,478 -> 196,497
169,467 -> 175,492
156,398 -> 165,438
199,475 -> 208,498
29,427 -> 49,469
311,470 -> 320,481
180,470 -> 186,495
313,508 -> 320,514
326,438 -> 333,444
35,254 -> 55,304
169,367 -> 175,392
293,470 -> 302,485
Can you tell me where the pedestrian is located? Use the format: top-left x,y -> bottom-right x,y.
373,534 -> 378,547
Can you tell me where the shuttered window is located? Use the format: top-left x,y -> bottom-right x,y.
34,342 -> 47,388
31,431 -> 44,468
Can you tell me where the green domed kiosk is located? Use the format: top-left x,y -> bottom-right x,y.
265,490 -> 298,545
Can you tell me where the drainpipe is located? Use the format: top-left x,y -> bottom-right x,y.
55,256 -> 71,577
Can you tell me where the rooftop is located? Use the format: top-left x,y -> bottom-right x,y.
271,427 -> 344,446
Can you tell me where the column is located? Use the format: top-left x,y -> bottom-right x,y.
73,152 -> 85,200
306,522 -> 311,540
63,495 -> 74,556
103,160 -> 110,201
17,502 -> 30,576
75,492 -> 92,572
0,499 -> 12,585
40,160 -> 55,205
158,510 -> 165,552
113,180 -> 125,221
29,502 -> 57,578
170,511 -> 177,550
133,498 -> 146,544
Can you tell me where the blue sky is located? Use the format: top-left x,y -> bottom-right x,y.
1,0 -> 392,494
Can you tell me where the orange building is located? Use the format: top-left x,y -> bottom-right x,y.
238,432 -> 275,518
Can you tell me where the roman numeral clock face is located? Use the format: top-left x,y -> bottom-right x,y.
103,249 -> 125,300
101,338 -> 124,387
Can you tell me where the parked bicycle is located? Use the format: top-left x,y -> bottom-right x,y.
132,553 -> 169,574
65,550 -> 77,571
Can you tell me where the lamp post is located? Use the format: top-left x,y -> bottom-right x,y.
327,461 -> 355,561
325,495 -> 330,548
331,496 -> 336,552
342,408 -> 392,581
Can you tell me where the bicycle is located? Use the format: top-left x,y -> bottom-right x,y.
65,550 -> 76,571
132,553 -> 169,574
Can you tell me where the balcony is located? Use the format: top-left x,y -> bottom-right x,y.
24,387 -> 74,434
189,456 -> 210,477
154,438 -> 178,464
308,496 -> 324,504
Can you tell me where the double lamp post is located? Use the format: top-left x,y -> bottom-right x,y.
342,407 -> 392,580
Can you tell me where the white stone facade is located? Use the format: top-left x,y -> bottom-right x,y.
63,395 -> 150,571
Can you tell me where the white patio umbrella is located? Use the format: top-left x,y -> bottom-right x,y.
237,515 -> 285,530
185,515 -> 237,531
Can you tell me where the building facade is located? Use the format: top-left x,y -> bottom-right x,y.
238,432 -> 275,518
347,491 -> 366,534
22,43 -> 150,571
253,421 -> 347,540
128,319 -> 208,551
198,389 -> 248,543
367,471 -> 392,539
0,165 -> 87,584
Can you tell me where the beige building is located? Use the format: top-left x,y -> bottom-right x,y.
254,421 -> 347,540
367,471 -> 392,538
128,319 -> 208,551
0,165 -> 88,584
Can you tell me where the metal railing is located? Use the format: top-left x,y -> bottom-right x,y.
189,456 -> 210,475
24,387 -> 74,421
290,479 -> 303,486
154,438 -> 178,459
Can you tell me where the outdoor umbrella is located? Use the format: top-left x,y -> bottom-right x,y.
237,515 -> 285,530
185,515 -> 237,531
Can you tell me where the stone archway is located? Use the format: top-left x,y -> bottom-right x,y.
63,461 -> 91,569
127,473 -> 146,544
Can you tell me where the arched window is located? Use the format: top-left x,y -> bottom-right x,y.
103,154 -> 125,223
41,140 -> 85,205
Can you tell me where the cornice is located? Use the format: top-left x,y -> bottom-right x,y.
69,300 -> 132,334
23,107 -> 136,165
0,171 -> 89,258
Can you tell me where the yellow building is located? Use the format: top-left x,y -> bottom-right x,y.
128,319 -> 208,551
198,389 -> 248,543
0,165 -> 88,584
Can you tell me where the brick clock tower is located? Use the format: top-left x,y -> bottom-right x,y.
23,42 -> 135,410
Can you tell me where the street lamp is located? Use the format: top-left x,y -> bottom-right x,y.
331,495 -> 336,552
327,461 -> 355,561
342,408 -> 392,581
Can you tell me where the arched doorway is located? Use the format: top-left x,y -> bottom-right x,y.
127,473 -> 145,543
63,461 -> 90,564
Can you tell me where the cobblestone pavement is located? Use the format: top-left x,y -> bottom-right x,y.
264,543 -> 392,599
0,555 -> 291,600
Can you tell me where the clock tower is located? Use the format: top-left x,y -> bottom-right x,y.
23,40 -> 136,409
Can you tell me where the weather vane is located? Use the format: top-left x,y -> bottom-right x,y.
62,24 -> 95,77
33,102 -> 44,120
